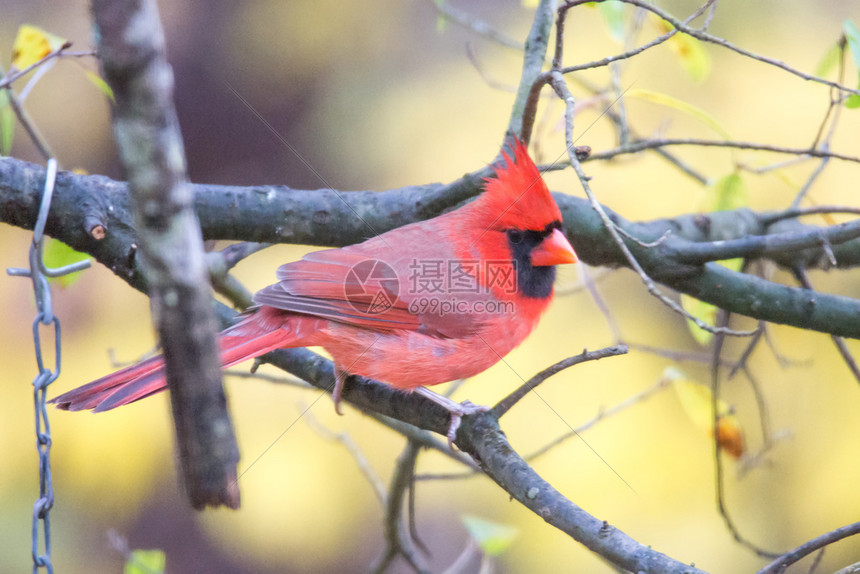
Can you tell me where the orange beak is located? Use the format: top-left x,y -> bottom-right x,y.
531,228 -> 578,267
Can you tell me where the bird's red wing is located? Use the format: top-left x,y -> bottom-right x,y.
255,247 -> 423,331
256,227 -> 498,338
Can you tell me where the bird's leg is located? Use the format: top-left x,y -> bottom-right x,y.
332,365 -> 348,415
414,387 -> 489,449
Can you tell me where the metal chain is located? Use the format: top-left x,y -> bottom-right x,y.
7,158 -> 91,573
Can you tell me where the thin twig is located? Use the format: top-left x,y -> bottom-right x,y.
581,264 -> 622,341
758,521 -> 860,574
371,414 -> 481,471
428,0 -> 524,50
550,68 -> 756,337
761,205 -> 860,226
726,322 -> 764,380
570,0 -> 860,96
0,42 -> 85,91
710,311 -> 781,559
589,138 -> 860,164
738,154 -> 812,175
526,375 -> 671,461
492,345 -> 629,418
302,407 -> 387,504
465,43 -> 517,93
206,242 -> 270,309
370,440 -> 431,574
670,216 -> 860,265
625,341 -> 739,369
0,64 -> 53,160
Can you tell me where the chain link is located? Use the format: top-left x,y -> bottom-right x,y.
7,158 -> 91,573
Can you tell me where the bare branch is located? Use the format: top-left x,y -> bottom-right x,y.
709,313 -> 781,559
492,345 -> 628,417
303,408 -> 387,505
458,414 -> 707,574
758,521 -> 860,574
526,375 -> 670,461
589,138 -> 860,164
571,0 -> 860,97
793,268 -> 860,386
370,441 -> 430,574
549,67 -> 756,338
508,0 -> 557,142
428,0 -> 524,50
7,154 -> 860,338
92,0 -> 239,509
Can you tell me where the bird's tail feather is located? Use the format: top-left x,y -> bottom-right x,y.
51,323 -> 298,412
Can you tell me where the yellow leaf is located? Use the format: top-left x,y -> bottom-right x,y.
11,25 -> 67,70
627,88 -> 731,140
652,16 -> 711,82
667,368 -> 745,458
668,32 -> 711,82
522,0 -> 540,7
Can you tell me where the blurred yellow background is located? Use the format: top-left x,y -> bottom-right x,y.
1,1 -> 859,572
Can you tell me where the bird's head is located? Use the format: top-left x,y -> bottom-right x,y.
469,138 -> 577,299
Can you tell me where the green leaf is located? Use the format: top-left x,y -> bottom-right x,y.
844,20 -> 860,109
627,88 -> 732,140
709,173 -> 748,212
843,20 -> 860,70
434,0 -> 448,33
600,1 -> 626,43
0,90 -> 14,155
84,70 -> 115,102
43,238 -> 89,287
461,515 -> 518,556
815,41 -> 842,78
124,550 -> 166,574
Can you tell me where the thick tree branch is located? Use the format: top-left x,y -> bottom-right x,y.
92,0 -> 239,508
458,415 -> 705,574
207,303 -> 702,573
508,0 -> 557,141
5,155 -> 860,338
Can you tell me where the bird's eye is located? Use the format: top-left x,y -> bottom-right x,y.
507,230 -> 524,244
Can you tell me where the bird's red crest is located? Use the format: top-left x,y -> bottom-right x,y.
480,138 -> 562,231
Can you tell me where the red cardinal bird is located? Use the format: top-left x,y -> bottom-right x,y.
51,138 -> 577,443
